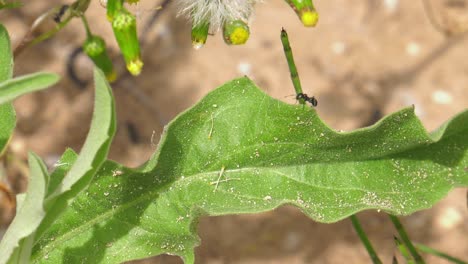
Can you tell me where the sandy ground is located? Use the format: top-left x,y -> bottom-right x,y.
0,0 -> 467,263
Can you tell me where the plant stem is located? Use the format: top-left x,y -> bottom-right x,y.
13,9 -> 70,57
350,214 -> 383,264
81,15 -> 92,39
280,28 -> 304,104
13,0 -> 91,57
415,243 -> 467,264
394,236 -> 415,264
389,214 -> 425,264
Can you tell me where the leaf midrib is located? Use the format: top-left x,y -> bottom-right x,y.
32,160 -> 417,262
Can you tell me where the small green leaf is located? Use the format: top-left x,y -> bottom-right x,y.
0,152 -> 49,264
31,78 -> 467,263
0,27 -> 58,157
0,24 -> 15,157
34,68 -> 116,243
0,72 -> 59,157
51,68 -> 115,198
0,73 -> 59,105
45,149 -> 78,198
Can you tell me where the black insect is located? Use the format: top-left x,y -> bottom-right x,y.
296,93 -> 318,107
53,5 -> 69,23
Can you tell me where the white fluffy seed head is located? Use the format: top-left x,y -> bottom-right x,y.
175,0 -> 260,31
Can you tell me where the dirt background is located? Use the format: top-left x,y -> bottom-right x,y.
0,0 -> 467,263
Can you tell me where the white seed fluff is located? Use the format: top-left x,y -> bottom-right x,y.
175,0 -> 260,31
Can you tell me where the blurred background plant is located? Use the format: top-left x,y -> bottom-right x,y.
0,0 -> 467,263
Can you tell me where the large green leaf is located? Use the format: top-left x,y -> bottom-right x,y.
31,78 -> 467,263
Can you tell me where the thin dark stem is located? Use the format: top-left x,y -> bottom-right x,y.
350,215 -> 383,264
389,215 -> 425,264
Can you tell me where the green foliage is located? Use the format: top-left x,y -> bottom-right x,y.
0,153 -> 49,264
1,3 -> 467,263
0,24 -> 13,82
0,25 -> 59,157
0,24 -> 15,156
0,68 -> 116,264
27,78 -> 467,263
0,2 -> 22,10
0,73 -> 60,106
0,103 -> 15,157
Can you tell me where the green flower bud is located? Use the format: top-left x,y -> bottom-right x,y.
285,0 -> 319,27
106,0 -> 124,21
83,35 -> 116,82
191,21 -> 210,49
112,9 -> 143,76
222,20 -> 250,45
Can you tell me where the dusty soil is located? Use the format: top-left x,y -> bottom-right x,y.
0,0 -> 467,263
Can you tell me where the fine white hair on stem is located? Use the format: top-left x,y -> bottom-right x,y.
175,0 -> 260,31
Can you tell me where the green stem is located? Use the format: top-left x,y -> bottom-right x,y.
350,215 -> 383,264
415,243 -> 467,264
13,0 -> 90,57
280,28 -> 304,104
71,0 -> 91,14
394,236 -> 415,264
14,11 -> 71,57
31,17 -> 73,47
81,15 -> 92,39
389,214 -> 425,264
